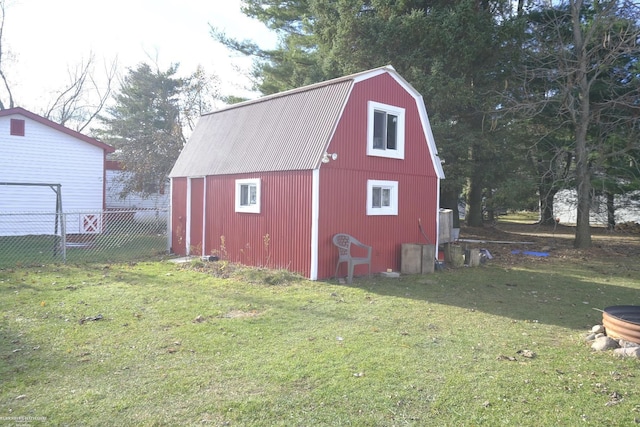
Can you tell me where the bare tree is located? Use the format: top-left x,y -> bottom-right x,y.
0,0 -> 115,130
0,0 -> 14,109
507,0 -> 640,248
43,53 -> 118,132
140,49 -> 221,135
180,65 -> 221,133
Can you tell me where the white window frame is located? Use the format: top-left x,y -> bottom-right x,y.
366,101 -> 405,160
367,179 -> 398,216
235,178 -> 261,213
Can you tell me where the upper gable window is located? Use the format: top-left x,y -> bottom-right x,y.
366,179 -> 398,216
10,119 -> 25,136
235,178 -> 261,213
366,101 -> 405,159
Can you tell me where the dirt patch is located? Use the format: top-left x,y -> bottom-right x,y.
456,222 -> 640,267
220,310 -> 261,319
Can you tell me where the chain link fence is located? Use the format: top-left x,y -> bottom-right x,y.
0,209 -> 169,268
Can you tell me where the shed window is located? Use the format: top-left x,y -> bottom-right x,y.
373,110 -> 397,150
367,101 -> 405,159
10,119 -> 25,136
235,178 -> 261,213
367,179 -> 398,216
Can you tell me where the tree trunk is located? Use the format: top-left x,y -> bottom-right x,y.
606,192 -> 615,230
466,175 -> 484,227
485,188 -> 502,223
574,169 -> 592,248
466,141 -> 485,227
539,187 -> 558,225
572,0 -> 592,249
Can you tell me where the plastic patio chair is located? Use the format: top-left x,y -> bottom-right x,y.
332,233 -> 372,284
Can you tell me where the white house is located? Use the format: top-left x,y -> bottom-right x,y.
105,160 -> 169,210
554,189 -> 640,225
0,107 -> 114,236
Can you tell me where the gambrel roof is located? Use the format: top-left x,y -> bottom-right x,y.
170,65 -> 444,178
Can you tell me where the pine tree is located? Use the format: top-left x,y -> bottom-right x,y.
96,63 -> 186,198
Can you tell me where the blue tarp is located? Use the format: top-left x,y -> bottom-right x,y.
511,250 -> 549,257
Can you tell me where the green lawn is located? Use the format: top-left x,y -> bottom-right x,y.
0,232 -> 167,268
1,246 -> 640,425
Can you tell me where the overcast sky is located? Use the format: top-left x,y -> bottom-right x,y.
3,0 -> 278,113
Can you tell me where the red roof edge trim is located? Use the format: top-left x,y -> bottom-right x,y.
0,107 -> 115,153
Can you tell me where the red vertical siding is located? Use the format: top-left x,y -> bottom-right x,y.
317,169 -> 438,279
189,178 -> 204,256
171,70 -> 440,279
203,171 -> 314,277
324,73 -> 437,176
316,73 -> 439,279
171,177 -> 188,255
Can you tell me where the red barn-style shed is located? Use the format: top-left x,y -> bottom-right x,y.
169,65 -> 445,280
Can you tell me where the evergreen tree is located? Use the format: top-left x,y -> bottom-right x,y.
96,63 -> 186,198
215,0 -> 520,227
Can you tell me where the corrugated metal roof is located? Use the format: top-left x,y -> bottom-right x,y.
170,65 -> 445,179
170,77 -> 355,177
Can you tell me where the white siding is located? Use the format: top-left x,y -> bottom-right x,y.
106,169 -> 169,210
0,114 -> 105,235
554,189 -> 640,225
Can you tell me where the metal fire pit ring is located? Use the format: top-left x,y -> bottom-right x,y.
602,306 -> 640,344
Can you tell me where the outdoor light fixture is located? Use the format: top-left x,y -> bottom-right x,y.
321,152 -> 338,163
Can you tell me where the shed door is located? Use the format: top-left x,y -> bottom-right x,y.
188,178 -> 204,256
